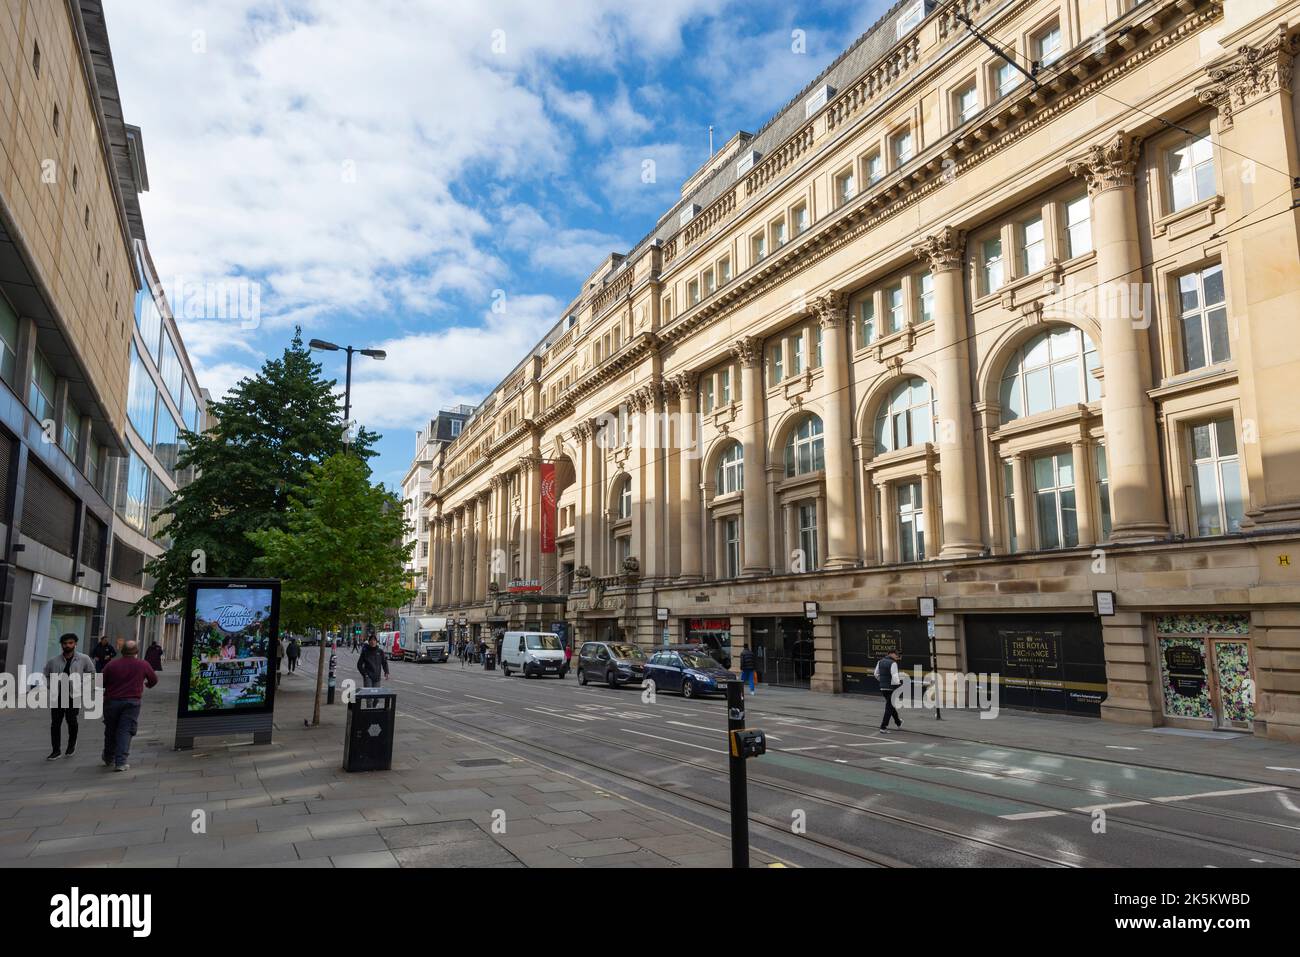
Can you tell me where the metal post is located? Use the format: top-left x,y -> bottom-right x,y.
343,346 -> 354,431
327,645 -> 337,705
726,679 -> 749,869
928,617 -> 942,720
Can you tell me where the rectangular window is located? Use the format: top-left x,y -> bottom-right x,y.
134,255 -> 164,361
86,437 -> 103,492
1095,444 -> 1111,540
662,294 -> 673,321
1167,131 -> 1215,212
887,284 -> 905,334
154,410 -> 180,473
1032,451 -> 1078,548
724,518 -> 741,578
159,330 -> 184,407
1021,216 -> 1046,275
1035,23 -> 1062,67
29,349 -> 55,424
121,450 -> 151,533
1003,460 -> 1018,553
770,344 -> 784,385
770,218 -> 787,249
1177,264 -> 1229,371
954,81 -> 979,124
897,481 -> 925,562
792,203 -> 809,236
688,278 -> 701,306
835,169 -> 856,206
0,294 -> 18,385
752,231 -> 767,263
701,378 -> 715,414
859,298 -> 877,347
982,237 -> 1004,294
799,502 -> 819,572
916,273 -> 934,324
995,61 -> 1021,99
1190,417 -> 1244,537
61,400 -> 82,462
814,325 -> 823,367
865,151 -> 884,185
891,129 -> 913,167
719,368 -> 731,405
718,257 -> 732,284
791,335 -> 804,375
1064,195 -> 1092,258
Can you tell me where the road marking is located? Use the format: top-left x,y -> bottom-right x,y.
524,708 -> 594,723
1072,801 -> 1146,813
1105,745 -> 1140,751
999,810 -> 1066,820
1152,785 -> 1286,803
781,745 -> 841,752
464,694 -> 502,704
620,729 -> 719,753
408,689 -> 452,698
1266,766 -> 1300,773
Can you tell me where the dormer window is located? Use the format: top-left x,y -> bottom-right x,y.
895,0 -> 930,40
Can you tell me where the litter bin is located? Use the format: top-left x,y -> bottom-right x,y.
483,651 -> 496,671
343,688 -> 396,772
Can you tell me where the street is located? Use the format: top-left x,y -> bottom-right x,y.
309,652 -> 1300,869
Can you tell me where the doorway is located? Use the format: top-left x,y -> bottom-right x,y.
747,617 -> 815,688
1209,639 -> 1254,731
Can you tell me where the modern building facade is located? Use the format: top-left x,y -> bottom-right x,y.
0,0 -> 205,674
423,0 -> 1300,741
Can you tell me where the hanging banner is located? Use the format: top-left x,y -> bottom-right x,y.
540,461 -> 557,554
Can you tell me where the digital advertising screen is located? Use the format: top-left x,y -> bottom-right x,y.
177,579 -> 281,719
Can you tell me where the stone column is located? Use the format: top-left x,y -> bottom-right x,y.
569,424 -> 591,576
1010,453 -> 1031,552
912,228 -> 983,556
1072,439 -> 1095,547
520,452 -> 541,582
732,336 -> 770,576
920,467 -> 939,560
1068,133 -> 1167,540
877,479 -> 896,564
1198,29 -> 1300,530
430,514 -> 444,608
449,509 -> 463,605
812,293 -> 860,567
671,372 -> 703,581
461,503 -> 475,605
782,501 -> 796,571
476,489 -> 491,600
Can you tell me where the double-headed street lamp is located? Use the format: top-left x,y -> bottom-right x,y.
308,339 -> 386,432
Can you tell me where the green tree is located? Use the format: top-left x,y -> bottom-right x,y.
134,329 -> 377,617
249,453 -> 413,725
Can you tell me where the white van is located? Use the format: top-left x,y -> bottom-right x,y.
500,631 -> 568,679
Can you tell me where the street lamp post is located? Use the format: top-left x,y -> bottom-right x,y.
308,339 -> 386,436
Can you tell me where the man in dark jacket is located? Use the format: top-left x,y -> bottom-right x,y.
739,644 -> 757,696
286,638 -> 301,673
101,641 -> 158,771
876,650 -> 903,733
357,634 -> 389,688
90,635 -> 116,673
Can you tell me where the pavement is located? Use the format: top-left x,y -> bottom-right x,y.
0,660 -> 773,868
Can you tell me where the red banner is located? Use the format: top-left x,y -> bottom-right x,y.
540,462 -> 556,554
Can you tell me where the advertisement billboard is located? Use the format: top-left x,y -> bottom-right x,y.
175,579 -> 280,745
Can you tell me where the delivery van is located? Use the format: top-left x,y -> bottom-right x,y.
500,631 -> 567,679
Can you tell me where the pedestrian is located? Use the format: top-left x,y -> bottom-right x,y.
144,639 -> 163,671
876,649 -> 903,733
739,643 -> 757,695
90,634 -> 116,673
286,637 -> 301,673
357,634 -> 388,688
42,633 -> 95,761
478,638 -> 487,665
101,640 -> 158,772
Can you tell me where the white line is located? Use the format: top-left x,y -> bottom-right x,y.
666,721 -> 726,734
1072,801 -> 1147,813
408,689 -> 452,698
524,708 -> 592,723
1152,785 -> 1286,803
999,810 -> 1066,820
1105,745 -> 1140,751
620,729 -> 719,753
464,694 -> 503,704
781,746 -> 841,752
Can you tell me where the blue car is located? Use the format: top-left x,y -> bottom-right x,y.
642,649 -> 734,699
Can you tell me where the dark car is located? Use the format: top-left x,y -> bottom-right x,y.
665,643 -> 731,669
577,641 -> 647,687
643,649 -> 734,699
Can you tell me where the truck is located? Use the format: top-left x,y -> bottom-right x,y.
398,616 -> 450,663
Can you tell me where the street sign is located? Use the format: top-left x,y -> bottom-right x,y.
656,607 -> 669,621
1093,590 -> 1116,616
918,596 -> 937,617
804,601 -> 819,619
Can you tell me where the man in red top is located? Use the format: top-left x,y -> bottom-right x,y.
101,640 -> 158,772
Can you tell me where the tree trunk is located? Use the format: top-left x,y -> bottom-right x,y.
312,624 -> 327,726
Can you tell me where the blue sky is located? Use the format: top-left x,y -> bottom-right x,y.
103,0 -> 895,490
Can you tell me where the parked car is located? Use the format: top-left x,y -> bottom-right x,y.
642,649 -> 734,699
576,641 -> 647,687
500,631 -> 568,679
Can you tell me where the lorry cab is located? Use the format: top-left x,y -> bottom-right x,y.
399,617 -> 449,663
500,631 -> 567,679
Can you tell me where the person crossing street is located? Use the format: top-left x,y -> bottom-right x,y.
357,633 -> 389,688
876,649 -> 904,733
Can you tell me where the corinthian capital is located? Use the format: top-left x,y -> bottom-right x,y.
518,452 -> 542,472
570,420 -> 593,442
912,227 -> 966,273
730,335 -> 763,368
1068,132 -> 1142,197
1197,26 -> 1297,131
812,290 -> 849,329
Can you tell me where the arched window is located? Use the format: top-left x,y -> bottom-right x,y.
784,415 -> 825,477
874,377 -> 935,454
617,476 -> 632,519
999,326 -> 1100,423
715,442 -> 743,495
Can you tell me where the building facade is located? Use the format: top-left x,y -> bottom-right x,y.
401,406 -> 471,613
0,0 -> 206,674
423,0 -> 1300,741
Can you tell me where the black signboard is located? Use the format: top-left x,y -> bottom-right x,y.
965,614 -> 1106,716
840,616 -> 930,694
1164,644 -> 1207,698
